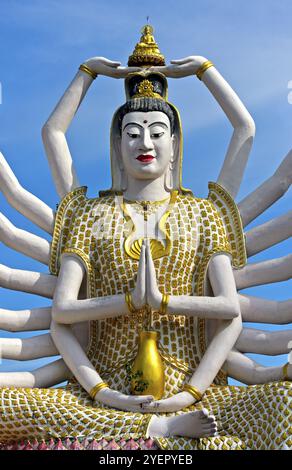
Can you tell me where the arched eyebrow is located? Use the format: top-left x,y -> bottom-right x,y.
123,122 -> 143,131
148,122 -> 168,129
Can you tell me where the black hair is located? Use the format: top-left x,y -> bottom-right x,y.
117,97 -> 175,135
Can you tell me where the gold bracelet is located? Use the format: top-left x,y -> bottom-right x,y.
282,363 -> 289,381
125,290 -> 136,314
79,63 -> 98,80
89,382 -> 109,400
183,383 -> 203,401
196,60 -> 214,80
160,293 -> 169,314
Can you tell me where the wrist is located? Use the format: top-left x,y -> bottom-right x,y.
79,63 -> 98,80
182,383 -> 203,402
159,293 -> 169,314
195,59 -> 214,80
89,381 -> 109,400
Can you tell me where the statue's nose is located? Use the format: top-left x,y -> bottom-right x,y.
139,130 -> 153,151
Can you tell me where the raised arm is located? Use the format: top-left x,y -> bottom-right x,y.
42,58 -> 142,198
152,56 -> 255,197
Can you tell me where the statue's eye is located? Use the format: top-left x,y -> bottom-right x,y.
127,132 -> 140,139
151,132 -> 164,139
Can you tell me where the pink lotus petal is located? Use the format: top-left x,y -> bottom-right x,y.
124,439 -> 140,450
118,438 -> 127,448
104,439 -> 120,450
53,439 -> 67,450
87,439 -> 102,450
144,438 -> 157,449
63,438 -> 72,449
17,440 -> 26,450
70,438 -> 83,450
32,439 -> 39,450
23,441 -> 33,450
99,438 -> 109,449
48,438 -> 56,450
81,438 -> 90,449
38,441 -> 49,451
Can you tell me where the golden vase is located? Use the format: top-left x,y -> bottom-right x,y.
130,330 -> 165,400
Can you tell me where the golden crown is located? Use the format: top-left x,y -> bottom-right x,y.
131,79 -> 163,99
128,24 -> 165,67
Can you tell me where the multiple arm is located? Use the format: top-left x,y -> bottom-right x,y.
165,255 -> 240,319
1,55 -> 290,402
154,56 -> 255,197
185,254 -> 242,393
51,254 -> 154,412
42,58 -> 142,198
41,71 -> 89,198
201,63 -> 255,197
51,247 -> 242,412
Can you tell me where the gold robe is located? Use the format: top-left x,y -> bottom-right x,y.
0,183 -> 291,450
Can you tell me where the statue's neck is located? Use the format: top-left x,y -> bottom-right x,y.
122,174 -> 171,202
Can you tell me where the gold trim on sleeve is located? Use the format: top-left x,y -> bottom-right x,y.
62,248 -> 96,298
208,181 -> 247,269
49,186 -> 88,276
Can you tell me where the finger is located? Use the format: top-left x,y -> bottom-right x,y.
135,395 -> 154,402
200,408 -> 210,419
206,415 -> 216,423
136,243 -> 146,283
101,59 -> 121,67
146,238 -> 154,262
148,66 -> 168,73
120,66 -> 143,73
170,58 -> 191,65
141,400 -> 162,409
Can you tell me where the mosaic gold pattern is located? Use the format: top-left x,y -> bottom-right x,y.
1,183 -> 291,449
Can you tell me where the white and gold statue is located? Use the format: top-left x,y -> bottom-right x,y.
0,25 -> 291,450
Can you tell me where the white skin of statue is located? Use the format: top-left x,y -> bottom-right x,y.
0,57 -> 291,439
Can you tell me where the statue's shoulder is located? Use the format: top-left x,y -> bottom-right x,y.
207,182 -> 247,269
178,184 -> 246,268
50,187 -> 112,275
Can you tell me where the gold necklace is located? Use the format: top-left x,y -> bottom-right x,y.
124,196 -> 170,221
121,190 -> 178,260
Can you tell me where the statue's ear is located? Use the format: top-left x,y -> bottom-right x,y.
171,133 -> 178,161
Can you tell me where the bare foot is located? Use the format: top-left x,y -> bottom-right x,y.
168,408 -> 217,438
148,409 -> 217,438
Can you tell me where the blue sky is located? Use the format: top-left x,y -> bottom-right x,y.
0,0 -> 291,385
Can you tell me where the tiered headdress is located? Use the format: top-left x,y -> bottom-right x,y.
102,25 -> 192,196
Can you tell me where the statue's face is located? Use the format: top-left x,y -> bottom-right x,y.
120,111 -> 175,180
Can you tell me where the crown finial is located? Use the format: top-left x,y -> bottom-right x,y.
128,24 -> 165,67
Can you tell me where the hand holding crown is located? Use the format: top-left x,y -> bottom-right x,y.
81,56 -> 142,79
150,56 -> 212,79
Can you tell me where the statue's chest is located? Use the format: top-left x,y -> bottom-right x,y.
91,197 -> 202,296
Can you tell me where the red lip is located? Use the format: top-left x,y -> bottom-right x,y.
136,154 -> 155,163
